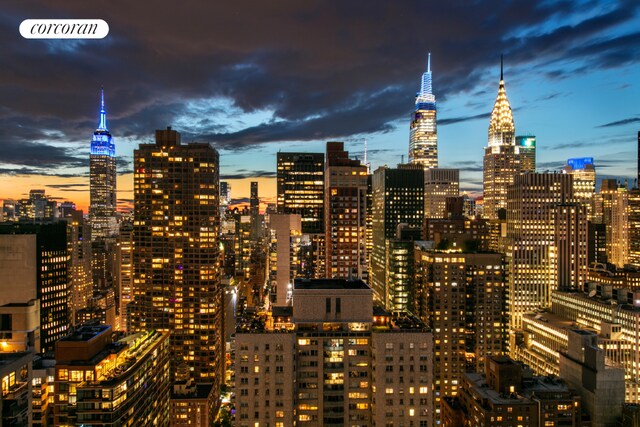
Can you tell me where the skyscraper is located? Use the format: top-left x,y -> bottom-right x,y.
506,173 -> 587,331
129,127 -> 223,394
409,53 -> 438,169
424,168 -> 460,218
276,152 -> 325,234
563,157 -> 596,221
483,58 -> 520,219
515,135 -> 536,173
370,164 -> 424,307
325,142 -> 368,279
595,179 -> 629,268
89,87 -> 117,239
0,222 -> 70,353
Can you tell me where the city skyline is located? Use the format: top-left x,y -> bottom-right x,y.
1,2 -> 640,211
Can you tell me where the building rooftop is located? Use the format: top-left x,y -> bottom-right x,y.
60,325 -> 111,342
466,372 -> 571,405
293,278 -> 370,290
0,351 -> 31,369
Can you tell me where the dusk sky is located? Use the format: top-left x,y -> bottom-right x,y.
1,1 -> 639,211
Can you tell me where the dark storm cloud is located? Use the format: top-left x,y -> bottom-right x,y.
0,0 -> 639,171
45,183 -> 89,189
597,117 -> 640,128
439,113 -> 491,126
220,170 -> 276,180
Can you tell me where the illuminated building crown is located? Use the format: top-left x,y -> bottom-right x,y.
91,87 -> 115,157
415,53 -> 436,110
488,56 -> 515,146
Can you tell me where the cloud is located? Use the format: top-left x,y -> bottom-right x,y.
0,0 -> 638,178
220,170 -> 276,180
597,117 -> 640,128
439,112 -> 491,126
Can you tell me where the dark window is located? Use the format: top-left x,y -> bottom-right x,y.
326,297 -> 331,313
336,298 -> 341,314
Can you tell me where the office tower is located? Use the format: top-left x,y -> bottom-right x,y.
629,187 -> 640,267
116,221 -> 133,332
588,221 -> 608,264
0,222 -> 70,353
441,356 -> 588,427
553,287 -> 640,402
415,249 -> 507,420
595,179 -> 629,267
277,152 -> 326,279
268,213 -> 302,306
129,127 -> 223,392
424,168 -> 459,219
53,326 -> 170,426
381,225 -> 421,313
276,152 -> 325,234
563,157 -> 596,220
409,53 -> 438,169
89,88 -> 117,240
507,173 -> 587,330
324,142 -> 368,279
370,164 -> 424,307
0,351 -> 33,426
515,135 -> 536,173
483,58 -> 520,219
234,278 -> 433,427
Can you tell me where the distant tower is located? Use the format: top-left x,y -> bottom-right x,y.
90,87 -> 117,239
516,135 -> 536,173
483,56 -> 520,219
409,53 -> 438,169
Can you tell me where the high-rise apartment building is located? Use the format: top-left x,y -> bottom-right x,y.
324,142 -> 368,279
414,248 -> 507,420
129,127 -> 223,392
515,135 -> 536,173
483,59 -> 520,219
89,88 -> 117,240
370,164 -> 424,307
563,157 -> 596,220
268,213 -> 302,306
53,326 -> 170,426
424,168 -> 459,219
0,222 -> 70,353
506,173 -> 587,330
409,53 -> 438,169
234,278 -> 433,427
0,351 -> 33,426
116,221 -> 133,332
65,209 -> 92,325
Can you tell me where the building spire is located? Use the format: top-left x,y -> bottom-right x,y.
98,86 -> 108,131
416,52 -> 435,106
488,56 -> 515,147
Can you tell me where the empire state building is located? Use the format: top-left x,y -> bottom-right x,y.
90,88 -> 117,239
409,53 -> 438,169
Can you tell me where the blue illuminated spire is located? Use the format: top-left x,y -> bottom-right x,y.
97,86 -> 108,131
415,52 -> 436,109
